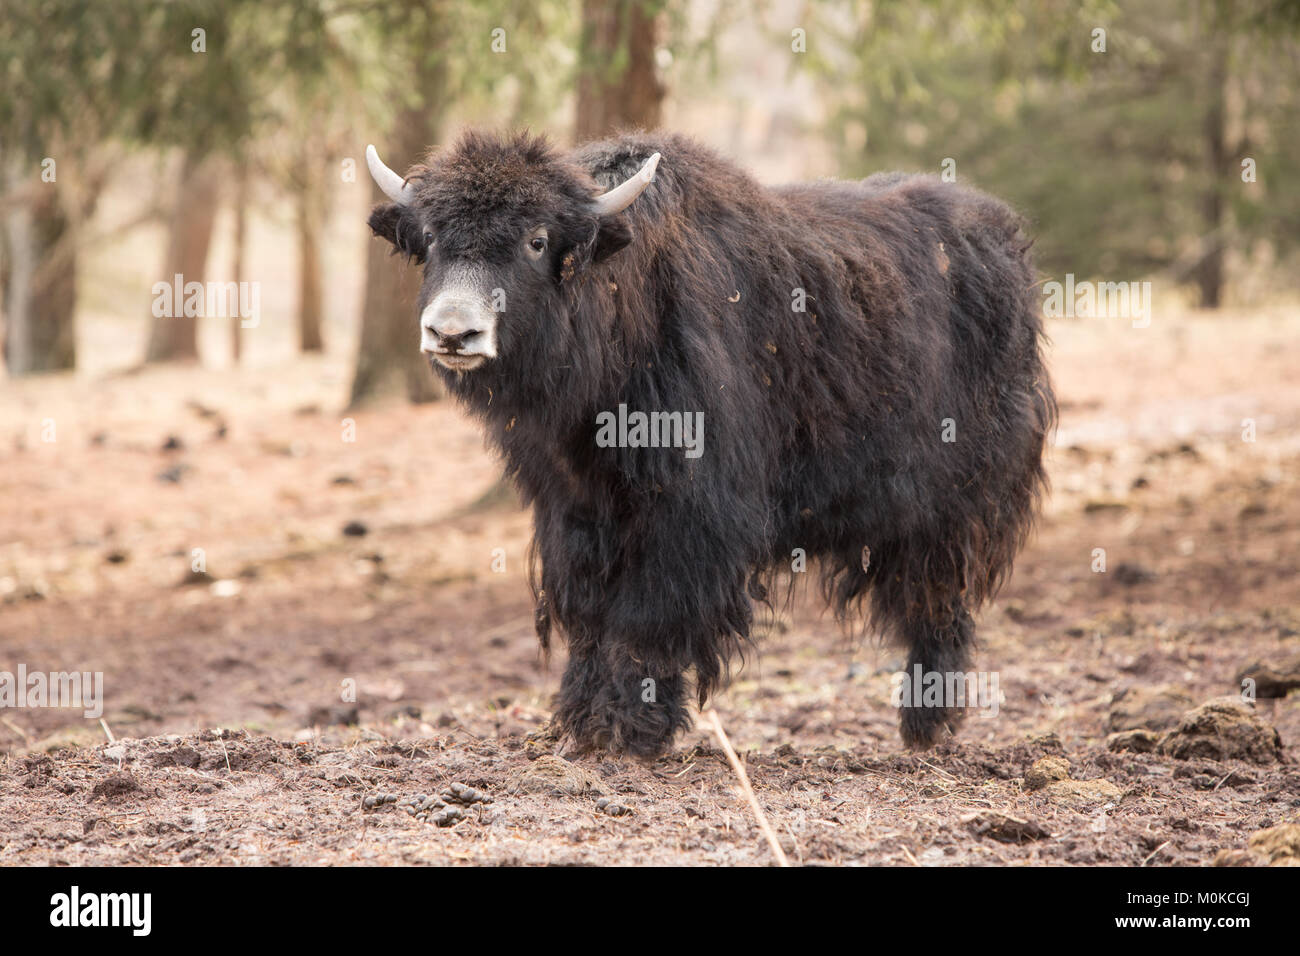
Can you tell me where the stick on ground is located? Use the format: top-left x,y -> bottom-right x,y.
704,710 -> 790,867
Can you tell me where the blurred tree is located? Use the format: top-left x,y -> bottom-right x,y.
296,156 -> 327,354
229,162 -> 250,363
142,0 -> 347,362
349,1 -> 452,408
0,165 -> 77,373
0,0 -> 147,374
266,126 -> 334,358
253,3 -> 373,362
0,0 -> 349,370
137,4 -> 254,363
813,0 -> 1300,307
574,0 -> 666,140
145,149 -> 221,362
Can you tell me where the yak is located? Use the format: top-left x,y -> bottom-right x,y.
365,130 -> 1055,757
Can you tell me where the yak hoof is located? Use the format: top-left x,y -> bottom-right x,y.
899,705 -> 964,750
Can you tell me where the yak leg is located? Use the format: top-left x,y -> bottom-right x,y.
898,604 -> 976,748
553,641 -> 691,758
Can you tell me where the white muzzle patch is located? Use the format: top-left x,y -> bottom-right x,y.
419,267 -> 498,371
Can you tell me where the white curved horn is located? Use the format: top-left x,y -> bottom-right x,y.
366,144 -> 416,205
591,152 -> 661,216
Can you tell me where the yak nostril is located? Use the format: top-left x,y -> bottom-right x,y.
436,328 -> 482,352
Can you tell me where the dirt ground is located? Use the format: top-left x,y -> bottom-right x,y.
1,304 -> 1298,866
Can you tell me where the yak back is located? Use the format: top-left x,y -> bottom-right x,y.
562,135 -> 1045,520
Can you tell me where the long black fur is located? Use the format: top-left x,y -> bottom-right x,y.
368,130 -> 1056,756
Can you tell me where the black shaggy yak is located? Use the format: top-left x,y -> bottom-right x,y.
365,130 -> 1055,756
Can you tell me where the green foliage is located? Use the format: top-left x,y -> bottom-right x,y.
0,0 -> 583,166
811,0 -> 1300,296
0,0 -> 144,154
0,0 -> 350,161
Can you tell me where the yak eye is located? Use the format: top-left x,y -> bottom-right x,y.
525,228 -> 549,259
423,230 -> 434,247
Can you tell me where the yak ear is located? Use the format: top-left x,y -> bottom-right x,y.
562,217 -> 632,282
561,217 -> 631,280
368,202 -> 428,264
591,216 -> 632,264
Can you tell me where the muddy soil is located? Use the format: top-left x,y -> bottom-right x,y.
1,306 -> 1297,865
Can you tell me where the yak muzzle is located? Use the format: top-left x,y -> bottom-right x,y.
420,290 -> 497,372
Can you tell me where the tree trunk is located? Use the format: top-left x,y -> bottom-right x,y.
296,153 -> 325,353
146,150 -> 220,363
1195,36 -> 1230,309
230,161 -> 249,365
2,157 -> 77,375
574,0 -> 665,142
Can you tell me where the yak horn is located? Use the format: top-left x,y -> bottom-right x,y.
591,152 -> 661,216
366,144 -> 416,205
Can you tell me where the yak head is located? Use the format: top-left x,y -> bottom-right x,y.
365,131 -> 658,374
